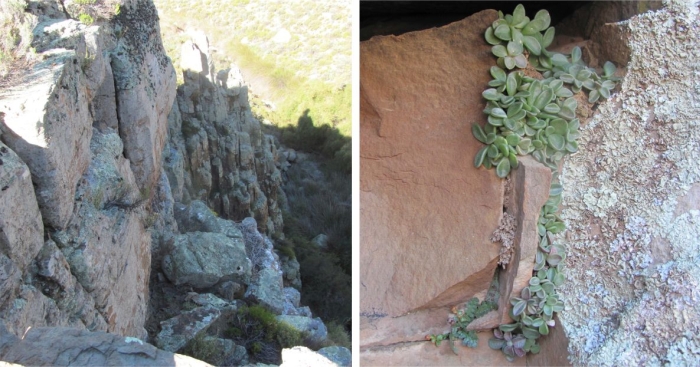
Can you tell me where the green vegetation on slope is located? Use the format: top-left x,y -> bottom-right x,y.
153,0 -> 351,162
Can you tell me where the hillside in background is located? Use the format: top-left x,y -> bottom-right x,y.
154,0 -> 352,140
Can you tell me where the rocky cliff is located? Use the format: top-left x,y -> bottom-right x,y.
0,0 -> 345,365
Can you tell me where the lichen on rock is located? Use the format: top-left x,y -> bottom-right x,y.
555,1 -> 700,364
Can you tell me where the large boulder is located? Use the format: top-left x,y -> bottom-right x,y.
155,305 -> 221,353
275,315 -> 328,346
360,9 -> 503,318
162,232 -> 251,289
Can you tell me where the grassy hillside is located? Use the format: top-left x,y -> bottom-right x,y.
153,0 -> 351,141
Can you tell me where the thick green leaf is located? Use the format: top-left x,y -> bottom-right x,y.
474,146 -> 488,168
551,53 -> 568,67
546,221 -> 566,233
499,323 -> 518,332
504,56 -> 516,70
491,107 -> 507,118
490,65 -> 507,81
558,106 -> 576,121
547,253 -> 563,266
472,124 -> 487,144
493,45 -> 508,58
548,134 -> 565,151
506,72 -> 518,96
555,87 -> 573,98
533,88 -> 553,110
542,27 -> 555,48
522,19 -> 545,35
550,183 -> 563,196
589,89 -> 600,103
507,40 -> 523,56
550,119 -> 569,135
512,4 -> 526,25
487,144 -> 499,158
489,338 -> 506,350
576,69 -> 592,80
496,158 -> 511,178
514,54 -> 528,68
534,9 -> 551,29
599,87 -> 610,99
509,153 -> 519,169
539,323 -> 550,335
559,73 -> 575,83
482,88 -> 500,101
604,61 -> 616,77
485,27 -> 502,45
523,35 -> 541,55
495,24 -> 511,41
504,134 -> 519,146
544,103 -> 560,114
488,115 -> 504,126
566,140 -> 579,153
512,300 -> 526,316
571,46 -> 581,63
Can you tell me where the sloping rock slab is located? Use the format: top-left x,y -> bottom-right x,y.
155,305 -> 221,352
360,9 -> 503,317
0,324 -> 211,366
318,346 -> 352,367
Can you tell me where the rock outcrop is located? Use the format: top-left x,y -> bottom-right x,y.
360,10 -> 504,320
0,0 -> 174,340
162,34 -> 284,236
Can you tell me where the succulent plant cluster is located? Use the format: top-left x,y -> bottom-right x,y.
491,179 -> 567,361
484,4 -> 554,70
433,4 -> 621,361
427,298 -> 496,354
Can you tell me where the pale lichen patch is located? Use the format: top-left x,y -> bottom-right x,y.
555,1 -> 700,365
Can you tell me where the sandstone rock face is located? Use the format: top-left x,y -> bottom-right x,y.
162,232 -> 251,289
0,324 -> 212,367
0,0 -> 175,341
110,0 -> 176,191
163,37 -> 283,235
0,142 -> 43,282
360,9 -> 503,318
0,49 -> 92,230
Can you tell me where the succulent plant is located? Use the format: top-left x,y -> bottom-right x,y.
484,4 -> 555,70
428,298 -> 496,354
451,3 -> 622,361
488,329 -> 527,361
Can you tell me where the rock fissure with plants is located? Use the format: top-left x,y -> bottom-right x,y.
430,4 -> 620,362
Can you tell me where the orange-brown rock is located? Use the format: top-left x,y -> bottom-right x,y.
360,9 -> 503,319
